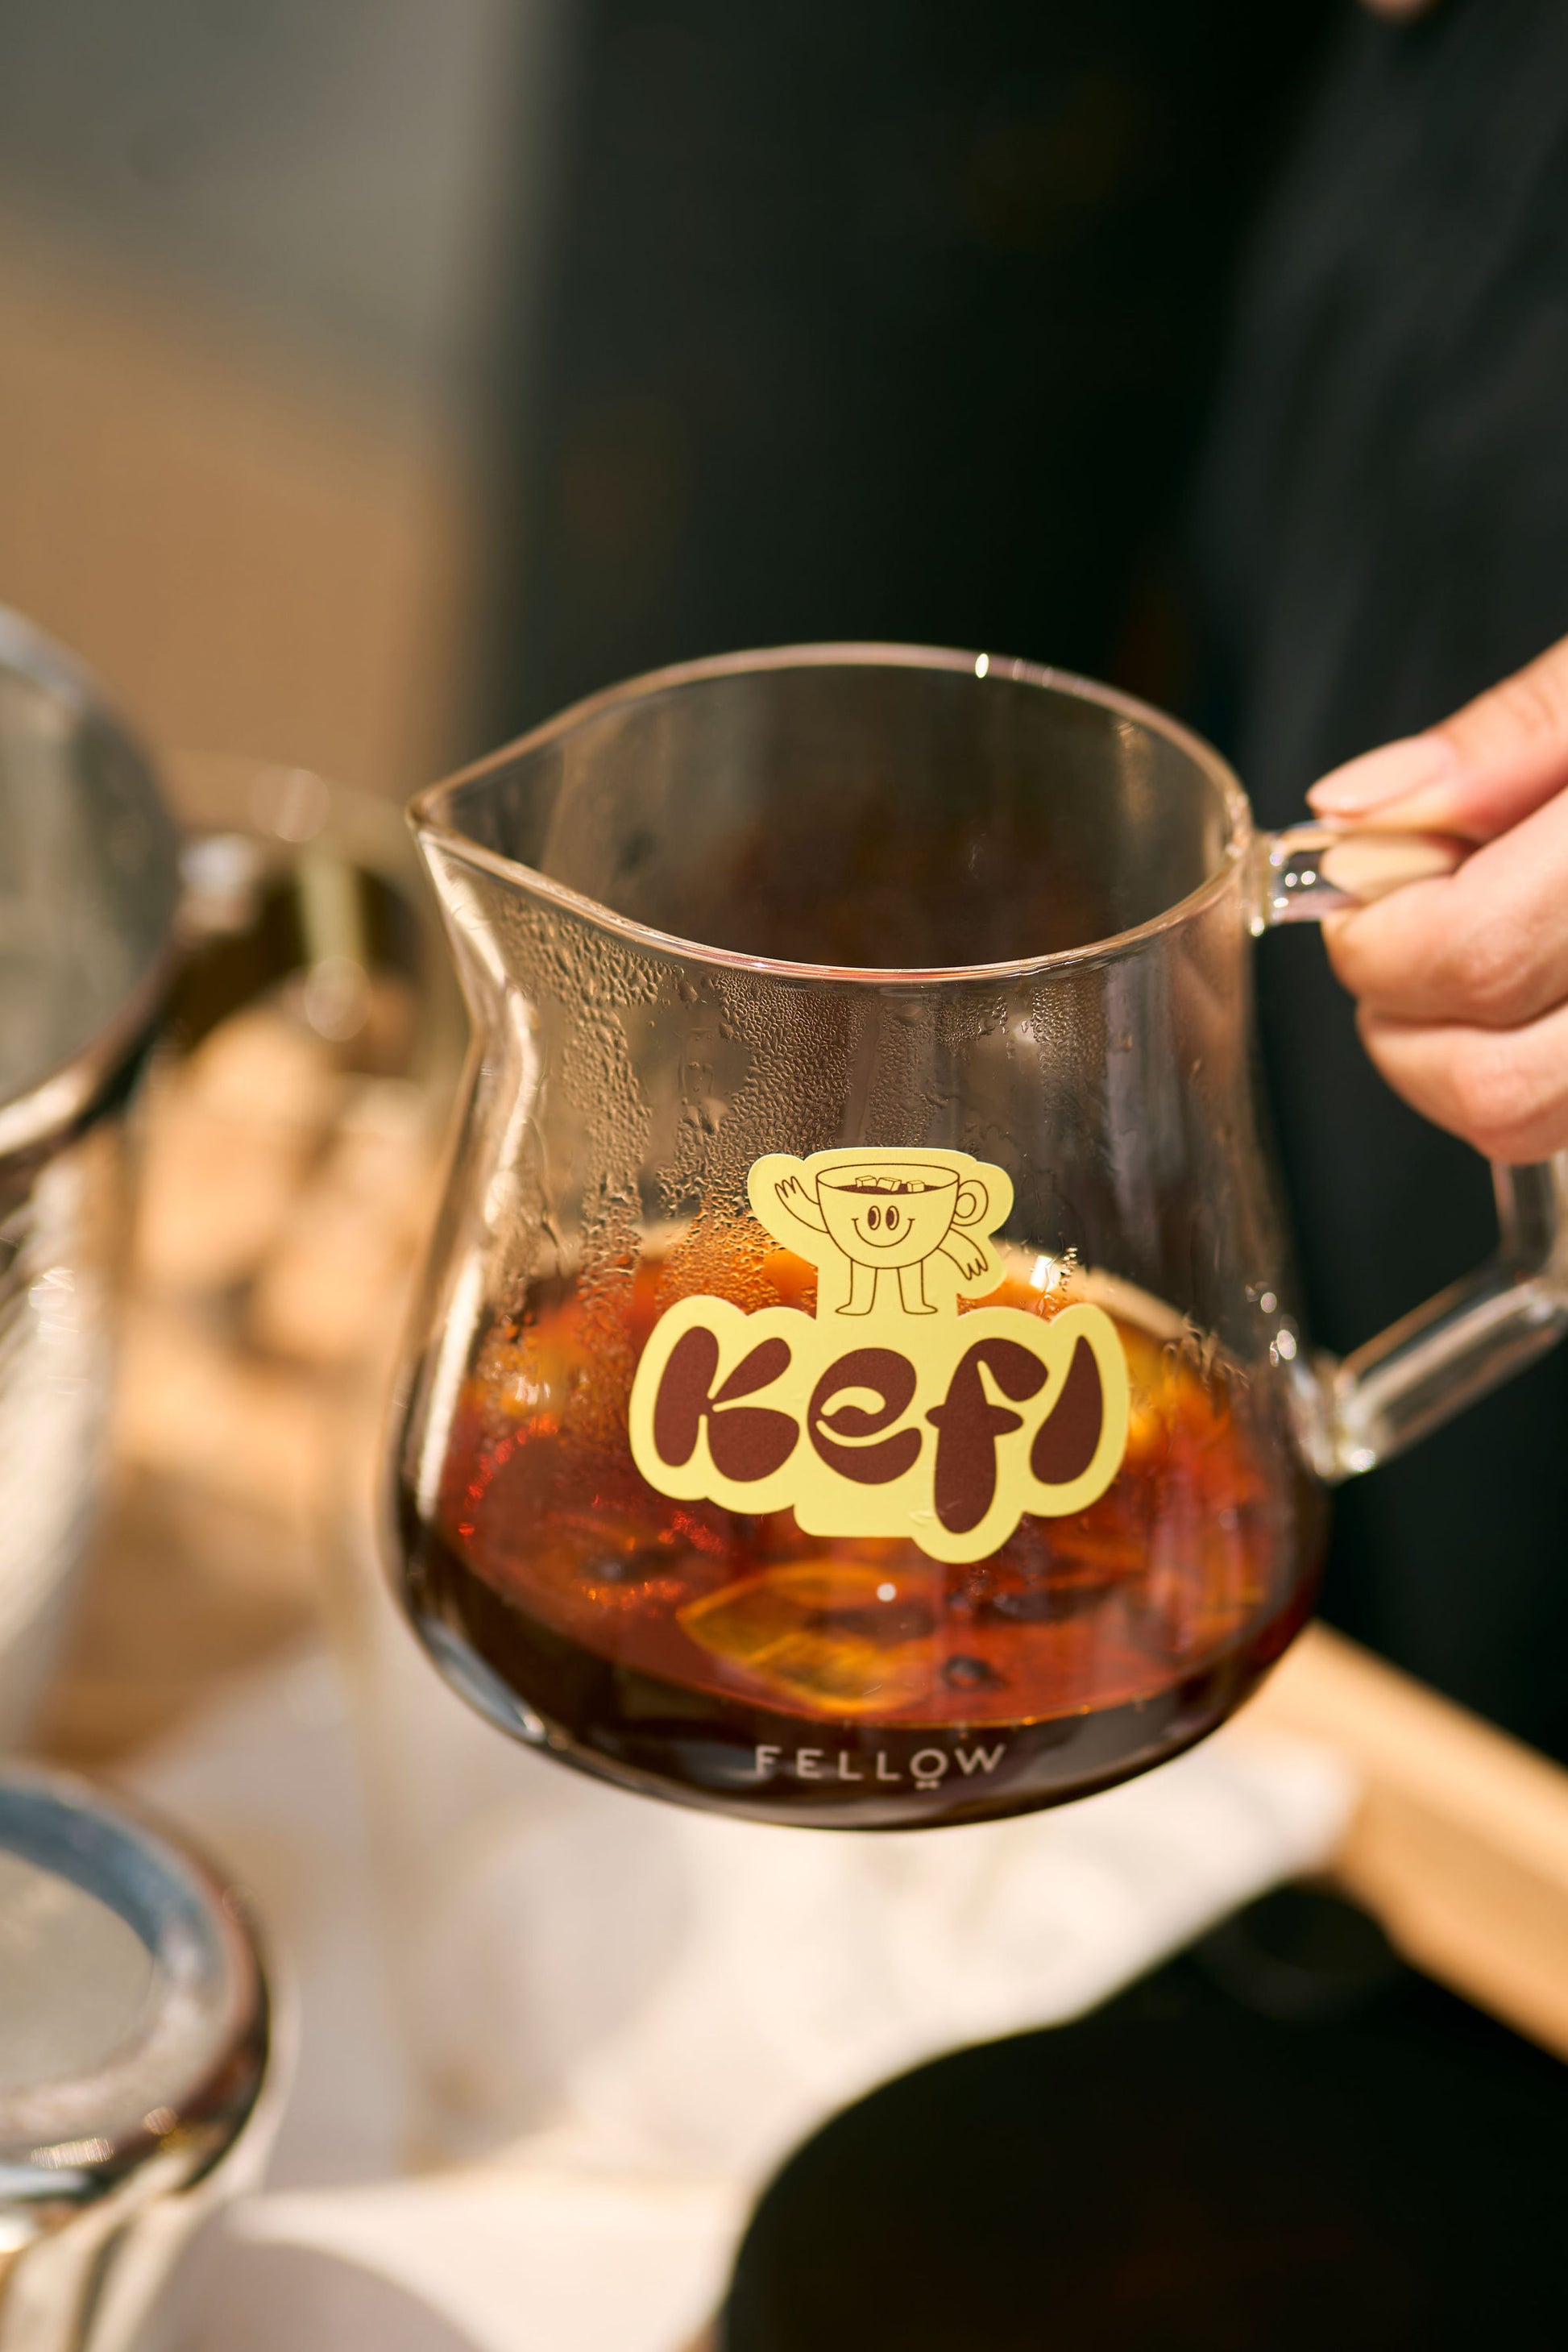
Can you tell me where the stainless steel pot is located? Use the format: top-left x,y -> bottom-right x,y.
0,608 -> 456,1742
0,614 -> 181,1740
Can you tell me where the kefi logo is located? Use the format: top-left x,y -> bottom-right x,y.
627,1147 -> 1131,1565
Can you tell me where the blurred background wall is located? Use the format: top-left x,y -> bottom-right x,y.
0,0 -> 564,792
0,0 -> 1334,793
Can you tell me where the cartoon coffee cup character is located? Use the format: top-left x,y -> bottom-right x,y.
751,1148 -> 1010,1317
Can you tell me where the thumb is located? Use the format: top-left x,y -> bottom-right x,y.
1306,631 -> 1568,841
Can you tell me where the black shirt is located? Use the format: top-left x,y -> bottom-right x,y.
1199,0 -> 1568,1757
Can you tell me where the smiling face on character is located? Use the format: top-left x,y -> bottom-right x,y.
816,1164 -> 960,1269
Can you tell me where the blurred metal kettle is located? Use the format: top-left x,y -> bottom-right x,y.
0,613 -> 180,1741
0,608 -> 458,1744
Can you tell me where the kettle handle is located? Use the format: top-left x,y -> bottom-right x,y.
162,752 -> 465,1093
1252,823 -> 1568,1479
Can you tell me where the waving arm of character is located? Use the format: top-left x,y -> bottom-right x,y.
773,1172 -> 828,1234
938,1231 -> 992,1282
935,1176 -> 993,1284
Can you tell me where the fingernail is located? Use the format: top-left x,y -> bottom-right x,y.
1307,732 -> 1459,815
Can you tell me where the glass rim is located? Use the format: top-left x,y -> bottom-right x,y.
0,1761 -> 266,2163
409,641 -> 1254,987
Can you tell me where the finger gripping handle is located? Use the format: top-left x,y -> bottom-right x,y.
1250,822 -> 1466,931
1254,824 -> 1568,1477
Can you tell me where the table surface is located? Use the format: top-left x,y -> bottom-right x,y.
30,998 -> 1568,2072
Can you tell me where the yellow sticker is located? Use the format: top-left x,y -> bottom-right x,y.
628,1149 -> 1131,1565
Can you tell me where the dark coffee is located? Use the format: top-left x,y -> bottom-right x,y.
395,1237 -> 1321,1825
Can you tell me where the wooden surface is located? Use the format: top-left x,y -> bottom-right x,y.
1235,1622 -> 1568,2063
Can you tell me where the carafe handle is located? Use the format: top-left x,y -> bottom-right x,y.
1252,823 -> 1568,1479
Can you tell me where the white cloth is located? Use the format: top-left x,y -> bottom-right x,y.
127,1652 -> 1355,2352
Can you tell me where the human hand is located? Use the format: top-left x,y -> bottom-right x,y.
1306,634 -> 1568,1163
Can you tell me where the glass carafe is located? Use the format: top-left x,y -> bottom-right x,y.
392,646 -> 1568,1827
